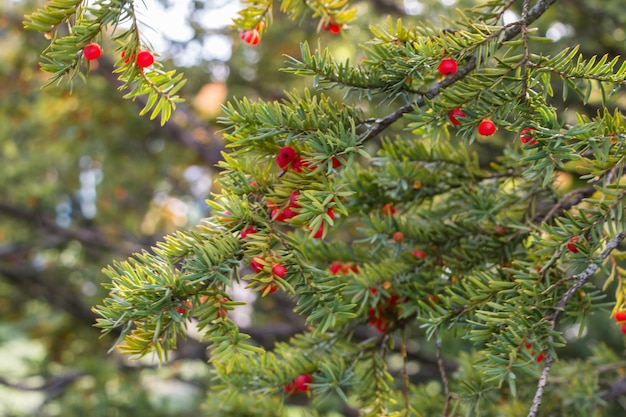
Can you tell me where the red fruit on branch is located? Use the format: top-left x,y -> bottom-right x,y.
322,21 -> 342,34
136,50 -> 154,68
175,299 -> 191,315
271,263 -> 287,278
271,208 -> 287,222
382,203 -> 396,216
294,374 -> 312,391
412,249 -> 427,259
448,108 -> 466,126
286,373 -> 312,394
477,119 -> 497,136
312,222 -> 325,239
250,256 -> 265,273
276,146 -> 297,170
520,127 -> 537,145
240,226 -> 257,239
438,58 -> 458,75
281,207 -> 298,220
121,50 -> 134,64
239,29 -> 260,45
567,236 -> 580,253
393,231 -> 404,243
621,324 -> 626,334
331,155 -> 346,168
216,297 -> 229,318
329,262 -> 343,275
288,191 -> 301,207
261,282 -> 278,295
615,311 -> 626,322
83,43 -> 102,60
291,155 -> 305,172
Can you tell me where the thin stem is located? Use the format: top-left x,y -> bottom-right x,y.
520,0 -> 531,99
401,329 -> 410,414
436,338 -> 451,417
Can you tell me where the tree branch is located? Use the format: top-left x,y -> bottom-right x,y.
527,231 -> 626,417
0,201 -> 143,254
357,0 -> 559,143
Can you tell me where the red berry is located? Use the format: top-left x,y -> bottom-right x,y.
322,21 -> 342,34
370,287 -> 378,295
271,208 -> 286,222
293,374 -> 312,391
615,311 -> 626,322
412,249 -> 427,259
312,222 -> 325,239
388,294 -> 400,307
121,50 -> 134,64
382,203 -> 396,216
285,382 -> 296,394
567,236 -> 580,253
288,191 -> 301,207
175,299 -> 191,315
241,226 -> 257,239
329,262 -> 343,275
83,43 -> 102,60
291,155 -> 304,172
271,263 -> 287,278
239,29 -> 260,45
535,352 -> 546,363
261,282 -> 278,295
250,256 -> 265,273
438,58 -> 458,75
477,119 -> 497,136
520,127 -> 537,145
621,324 -> 626,334
331,156 -> 346,168
276,146 -> 297,170
136,50 -> 154,68
326,207 -> 335,220
282,207 -> 298,221
448,108 -> 466,126
393,231 -> 404,243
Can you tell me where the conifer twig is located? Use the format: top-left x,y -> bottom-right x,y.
357,0 -> 559,143
527,231 -> 626,417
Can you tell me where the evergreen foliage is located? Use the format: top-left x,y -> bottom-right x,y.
25,0 -> 626,416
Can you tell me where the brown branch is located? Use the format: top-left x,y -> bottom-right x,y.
0,201 -> 143,254
436,338 -> 452,417
602,377 -> 626,402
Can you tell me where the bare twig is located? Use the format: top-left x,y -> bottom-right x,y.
436,338 -> 451,417
401,329 -> 410,413
602,377 -> 626,401
0,201 -> 143,254
520,0 -> 531,99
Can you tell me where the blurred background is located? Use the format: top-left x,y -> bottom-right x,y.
1,0 -> 626,415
